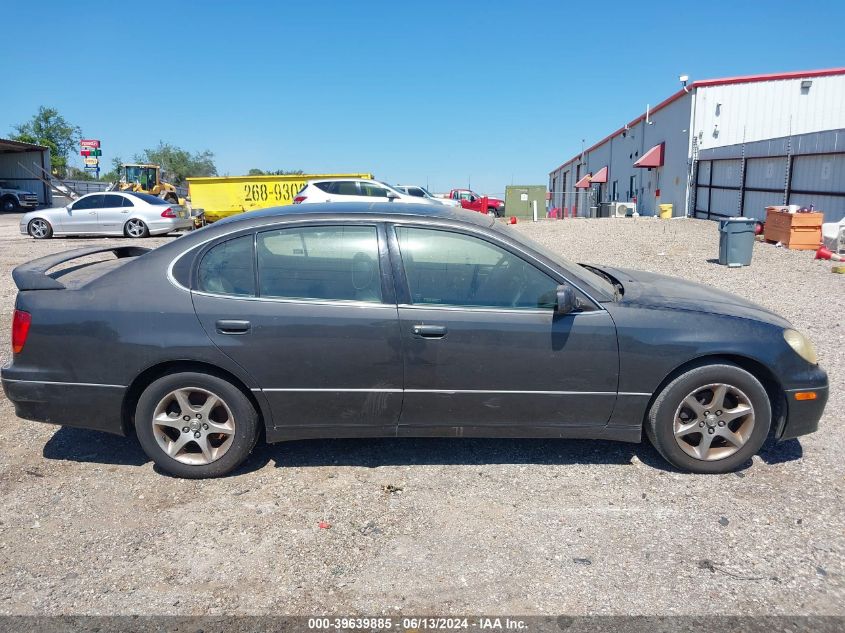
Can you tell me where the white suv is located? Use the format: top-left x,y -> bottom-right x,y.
293,178 -> 442,206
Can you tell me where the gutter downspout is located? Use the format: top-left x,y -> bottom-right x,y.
684,87 -> 698,217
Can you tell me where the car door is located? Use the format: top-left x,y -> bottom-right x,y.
65,194 -> 104,232
318,180 -> 364,203
388,223 -> 620,436
358,181 -> 394,203
97,193 -> 132,233
190,223 -> 404,438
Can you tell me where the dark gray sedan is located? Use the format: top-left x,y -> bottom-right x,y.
1,204 -> 828,478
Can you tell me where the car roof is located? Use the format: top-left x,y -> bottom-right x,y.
214,202 -> 490,227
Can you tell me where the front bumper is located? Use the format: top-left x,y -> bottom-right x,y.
779,383 -> 829,439
1,372 -> 128,436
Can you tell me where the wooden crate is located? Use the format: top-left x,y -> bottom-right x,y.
764,209 -> 823,250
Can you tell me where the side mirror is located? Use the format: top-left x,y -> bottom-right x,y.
555,283 -> 579,315
386,191 -> 399,201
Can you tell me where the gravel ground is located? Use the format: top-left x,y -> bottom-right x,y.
0,213 -> 842,616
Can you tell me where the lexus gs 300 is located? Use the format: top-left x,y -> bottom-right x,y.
1,204 -> 828,478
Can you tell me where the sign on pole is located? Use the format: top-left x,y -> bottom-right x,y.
80,139 -> 101,148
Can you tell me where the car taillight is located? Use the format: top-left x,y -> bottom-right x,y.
161,207 -> 176,218
12,309 -> 31,354
293,196 -> 306,204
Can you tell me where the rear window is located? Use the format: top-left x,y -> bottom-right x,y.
124,192 -> 169,205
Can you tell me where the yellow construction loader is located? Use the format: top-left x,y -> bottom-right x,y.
116,164 -> 181,204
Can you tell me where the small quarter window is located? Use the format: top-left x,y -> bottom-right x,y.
197,235 -> 256,296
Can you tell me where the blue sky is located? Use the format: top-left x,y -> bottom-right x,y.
3,0 -> 843,194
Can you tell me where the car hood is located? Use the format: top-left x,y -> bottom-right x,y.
598,266 -> 791,327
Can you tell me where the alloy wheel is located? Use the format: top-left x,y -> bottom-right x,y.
151,387 -> 235,465
673,382 -> 755,461
29,219 -> 49,238
126,219 -> 146,237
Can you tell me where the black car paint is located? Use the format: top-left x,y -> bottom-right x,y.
1,203 -> 829,446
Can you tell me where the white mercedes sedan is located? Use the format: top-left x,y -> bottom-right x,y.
20,192 -> 193,239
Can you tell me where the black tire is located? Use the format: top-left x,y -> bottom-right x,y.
27,218 -> 53,239
134,372 -> 260,478
124,218 -> 149,238
1,196 -> 20,213
486,207 -> 498,218
164,193 -> 178,204
646,362 -> 771,474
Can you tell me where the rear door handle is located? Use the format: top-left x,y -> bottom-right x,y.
412,324 -> 447,339
216,319 -> 251,335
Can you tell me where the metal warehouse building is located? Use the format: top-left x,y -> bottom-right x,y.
549,68 -> 845,223
0,138 -> 52,207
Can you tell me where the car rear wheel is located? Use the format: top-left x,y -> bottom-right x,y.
124,218 -> 149,238
646,362 -> 771,473
134,372 -> 260,478
28,218 -> 53,239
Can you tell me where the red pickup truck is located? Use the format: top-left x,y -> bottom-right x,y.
446,189 -> 506,217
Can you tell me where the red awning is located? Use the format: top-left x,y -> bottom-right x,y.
634,142 -> 665,168
574,173 -> 592,188
590,166 -> 608,183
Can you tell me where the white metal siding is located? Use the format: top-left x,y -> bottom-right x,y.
693,75 -> 845,151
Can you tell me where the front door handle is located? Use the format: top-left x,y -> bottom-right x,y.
412,324 -> 447,339
216,319 -> 251,335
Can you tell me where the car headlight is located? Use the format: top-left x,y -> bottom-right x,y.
783,329 -> 818,365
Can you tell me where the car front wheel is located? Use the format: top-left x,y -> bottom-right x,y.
2,196 -> 20,213
28,218 -> 53,239
134,372 -> 260,478
646,362 -> 771,473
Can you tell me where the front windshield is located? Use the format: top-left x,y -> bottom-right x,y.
418,187 -> 436,198
490,223 -> 617,299
123,166 -> 141,183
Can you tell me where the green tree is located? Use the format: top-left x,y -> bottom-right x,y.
134,142 -> 217,186
247,168 -> 304,176
10,106 -> 82,177
100,156 -> 123,182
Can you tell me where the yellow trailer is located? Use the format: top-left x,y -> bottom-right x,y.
186,173 -> 373,222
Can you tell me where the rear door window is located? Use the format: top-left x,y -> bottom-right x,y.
257,225 -> 382,302
102,194 -> 125,208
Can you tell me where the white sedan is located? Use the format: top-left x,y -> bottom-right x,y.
20,191 -> 193,239
394,184 -> 461,207
293,178 -> 442,206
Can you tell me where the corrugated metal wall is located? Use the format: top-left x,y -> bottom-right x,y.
694,128 -> 845,222
0,148 -> 52,205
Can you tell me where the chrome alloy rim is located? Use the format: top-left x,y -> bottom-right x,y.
126,219 -> 146,237
29,219 -> 49,237
152,387 -> 235,465
673,382 -> 755,461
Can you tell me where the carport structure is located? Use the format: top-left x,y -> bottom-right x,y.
0,138 -> 52,207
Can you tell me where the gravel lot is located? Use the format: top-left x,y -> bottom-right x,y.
0,212 -> 842,616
